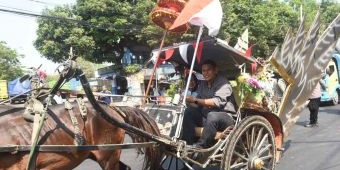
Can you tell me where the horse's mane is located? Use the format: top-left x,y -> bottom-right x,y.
117,106 -> 162,170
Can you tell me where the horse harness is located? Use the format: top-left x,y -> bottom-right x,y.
64,98 -> 87,145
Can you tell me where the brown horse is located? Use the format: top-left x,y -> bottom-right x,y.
0,102 -> 161,170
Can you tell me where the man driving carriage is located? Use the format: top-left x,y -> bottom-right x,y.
182,59 -> 237,148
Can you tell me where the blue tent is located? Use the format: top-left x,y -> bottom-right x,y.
8,78 -> 31,96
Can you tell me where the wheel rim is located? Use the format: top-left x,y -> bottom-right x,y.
333,93 -> 339,104
229,124 -> 275,170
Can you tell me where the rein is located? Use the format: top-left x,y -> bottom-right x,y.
108,104 -> 128,122
64,100 -> 85,145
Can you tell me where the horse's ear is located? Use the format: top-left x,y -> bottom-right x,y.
19,74 -> 30,83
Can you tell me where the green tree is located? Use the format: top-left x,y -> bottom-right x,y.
220,0 -> 340,58
286,0 -> 340,30
320,1 -> 340,26
34,0 -> 158,64
220,0 -> 298,58
0,41 -> 23,80
34,5 -> 95,63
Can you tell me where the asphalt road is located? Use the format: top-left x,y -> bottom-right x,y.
276,104 -> 340,170
74,104 -> 340,170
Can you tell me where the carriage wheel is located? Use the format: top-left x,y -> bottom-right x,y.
221,115 -> 276,170
331,91 -> 339,105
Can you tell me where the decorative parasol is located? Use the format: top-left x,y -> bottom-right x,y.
150,0 -> 189,33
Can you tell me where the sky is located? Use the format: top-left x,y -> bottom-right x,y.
0,0 -> 75,74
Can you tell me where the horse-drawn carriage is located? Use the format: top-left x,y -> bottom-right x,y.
143,37 -> 282,170
0,11 -> 339,170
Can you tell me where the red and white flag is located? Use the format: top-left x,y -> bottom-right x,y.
179,44 -> 189,63
170,0 -> 223,36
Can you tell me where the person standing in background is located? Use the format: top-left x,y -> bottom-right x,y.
320,68 -> 330,91
111,75 -> 117,95
53,91 -> 65,104
98,86 -> 111,104
305,82 -> 321,128
122,47 -> 132,65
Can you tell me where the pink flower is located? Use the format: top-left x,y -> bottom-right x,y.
246,77 -> 263,89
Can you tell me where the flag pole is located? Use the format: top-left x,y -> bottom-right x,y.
182,26 -> 204,106
143,30 -> 168,105
174,26 -> 204,139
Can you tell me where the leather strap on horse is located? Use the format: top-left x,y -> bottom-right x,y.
65,100 -> 85,146
27,95 -> 50,170
76,98 -> 87,119
110,104 -> 126,119
109,104 -> 127,122
28,98 -> 45,143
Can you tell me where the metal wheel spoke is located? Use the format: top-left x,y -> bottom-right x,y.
254,127 -> 264,149
238,139 -> 250,157
233,150 -> 248,161
250,126 -> 256,152
259,155 -> 273,161
258,144 -> 272,156
230,161 -> 248,169
246,129 -> 251,149
256,133 -> 268,151
262,167 -> 271,170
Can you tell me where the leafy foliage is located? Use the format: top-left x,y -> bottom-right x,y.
34,5 -> 92,63
166,82 -> 179,99
0,42 -> 23,80
35,0 -> 157,64
220,0 -> 299,58
123,64 -> 141,75
46,74 -> 59,83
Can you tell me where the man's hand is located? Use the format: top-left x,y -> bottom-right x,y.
186,96 -> 196,103
186,96 -> 199,108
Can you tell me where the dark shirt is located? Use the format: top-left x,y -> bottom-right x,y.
197,75 -> 236,113
99,90 -> 111,104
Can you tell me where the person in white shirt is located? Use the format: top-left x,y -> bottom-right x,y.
53,91 -> 65,104
305,82 -> 321,128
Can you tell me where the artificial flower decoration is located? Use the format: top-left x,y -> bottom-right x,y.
237,72 -> 265,104
236,58 -> 285,113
